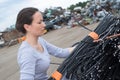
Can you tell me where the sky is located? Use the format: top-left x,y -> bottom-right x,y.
0,0 -> 87,32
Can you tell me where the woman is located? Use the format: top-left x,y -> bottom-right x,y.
16,7 -> 75,80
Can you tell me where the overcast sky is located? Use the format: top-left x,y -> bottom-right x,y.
0,0 -> 87,31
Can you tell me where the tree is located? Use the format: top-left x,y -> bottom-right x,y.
68,1 -> 88,11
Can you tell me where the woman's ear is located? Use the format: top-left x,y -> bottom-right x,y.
24,24 -> 30,32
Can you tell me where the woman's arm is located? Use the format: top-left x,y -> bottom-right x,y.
40,38 -> 74,58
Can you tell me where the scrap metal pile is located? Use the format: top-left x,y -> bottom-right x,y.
48,14 -> 120,80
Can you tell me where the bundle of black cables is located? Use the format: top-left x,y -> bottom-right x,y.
48,14 -> 120,80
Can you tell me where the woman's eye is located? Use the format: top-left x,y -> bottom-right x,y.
38,20 -> 43,24
38,22 -> 42,24
38,21 -> 43,24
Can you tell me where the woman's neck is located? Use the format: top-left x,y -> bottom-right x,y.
25,34 -> 39,46
25,34 -> 44,52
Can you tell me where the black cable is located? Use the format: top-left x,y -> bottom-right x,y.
48,14 -> 120,80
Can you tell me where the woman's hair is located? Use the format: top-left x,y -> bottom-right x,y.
15,7 -> 39,34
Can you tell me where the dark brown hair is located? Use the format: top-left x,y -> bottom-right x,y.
15,7 -> 39,34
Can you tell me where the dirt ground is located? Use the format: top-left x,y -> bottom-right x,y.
0,23 -> 99,80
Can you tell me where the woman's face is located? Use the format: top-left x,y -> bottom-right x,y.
27,11 -> 46,37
